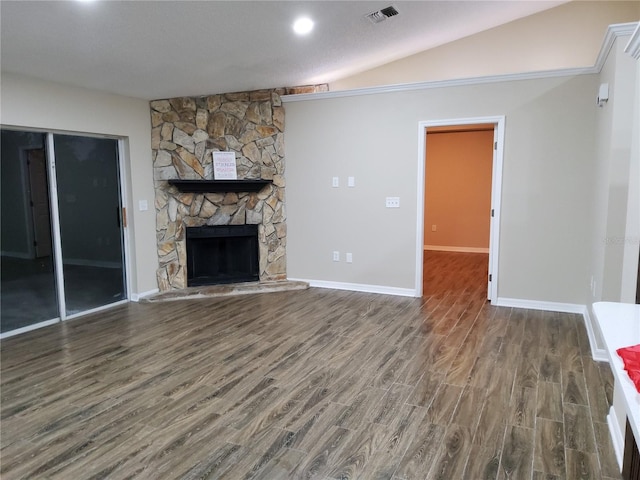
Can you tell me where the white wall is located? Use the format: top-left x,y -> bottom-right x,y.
0,73 -> 157,296
590,35 -> 638,309
620,35 -> 640,303
285,73 -> 598,302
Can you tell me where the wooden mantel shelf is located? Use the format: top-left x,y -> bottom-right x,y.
167,179 -> 272,193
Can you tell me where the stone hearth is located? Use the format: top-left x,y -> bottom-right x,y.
141,280 -> 309,302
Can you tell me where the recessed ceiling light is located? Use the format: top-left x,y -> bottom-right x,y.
293,17 -> 314,35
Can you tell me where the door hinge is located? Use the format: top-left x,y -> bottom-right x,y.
489,274 -> 492,281
494,141 -> 497,150
122,207 -> 127,228
33,240 -> 38,246
491,209 -> 495,217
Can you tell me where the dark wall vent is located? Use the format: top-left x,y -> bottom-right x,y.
366,5 -> 399,24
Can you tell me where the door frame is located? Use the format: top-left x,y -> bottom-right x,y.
415,115 -> 505,301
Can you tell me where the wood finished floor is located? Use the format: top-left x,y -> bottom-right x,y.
1,253 -> 620,479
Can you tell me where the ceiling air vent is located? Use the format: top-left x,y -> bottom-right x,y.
366,5 -> 399,24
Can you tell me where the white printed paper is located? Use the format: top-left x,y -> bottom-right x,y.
212,151 -> 237,180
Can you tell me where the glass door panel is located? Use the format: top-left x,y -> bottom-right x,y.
53,135 -> 126,316
1,130 -> 58,332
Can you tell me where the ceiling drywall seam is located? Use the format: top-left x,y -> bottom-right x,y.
283,22 -> 639,103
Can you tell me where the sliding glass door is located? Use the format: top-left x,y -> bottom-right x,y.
1,131 -> 58,332
52,134 -> 126,316
0,129 -> 127,335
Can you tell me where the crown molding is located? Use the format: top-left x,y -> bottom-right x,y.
282,67 -> 595,102
594,22 -> 639,71
283,22 -> 639,103
625,22 -> 640,60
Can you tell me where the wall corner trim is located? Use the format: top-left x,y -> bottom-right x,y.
288,278 -> 418,298
131,288 -> 159,302
624,22 -> 640,60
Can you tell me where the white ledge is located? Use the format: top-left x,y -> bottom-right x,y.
593,302 -> 640,449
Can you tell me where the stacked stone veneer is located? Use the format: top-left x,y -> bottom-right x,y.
151,89 -> 287,291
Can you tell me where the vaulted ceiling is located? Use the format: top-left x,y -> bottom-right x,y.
1,1 -> 566,100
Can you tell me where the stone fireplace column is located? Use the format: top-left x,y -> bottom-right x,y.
150,90 -> 287,291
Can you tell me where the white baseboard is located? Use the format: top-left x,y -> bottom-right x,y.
607,407 -> 624,470
289,278 -> 417,297
495,297 -> 609,362
131,288 -> 159,302
424,245 -> 489,253
494,297 -> 585,313
582,306 -> 608,362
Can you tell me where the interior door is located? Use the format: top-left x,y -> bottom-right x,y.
27,148 -> 52,258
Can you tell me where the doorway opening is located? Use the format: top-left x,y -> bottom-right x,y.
416,116 -> 505,301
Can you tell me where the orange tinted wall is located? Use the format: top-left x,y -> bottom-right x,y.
424,129 -> 493,250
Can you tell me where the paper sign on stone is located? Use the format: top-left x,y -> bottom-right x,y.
213,151 -> 237,180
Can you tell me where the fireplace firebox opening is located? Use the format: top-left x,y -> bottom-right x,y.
186,224 -> 259,287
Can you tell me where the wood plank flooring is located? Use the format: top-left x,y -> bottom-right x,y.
1,253 -> 620,479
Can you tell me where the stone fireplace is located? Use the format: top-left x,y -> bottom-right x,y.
151,89 -> 287,291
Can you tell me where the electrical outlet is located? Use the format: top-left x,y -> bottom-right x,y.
332,177 -> 339,188
139,199 -> 148,211
431,225 -> 437,232
385,197 -> 400,208
333,251 -> 340,262
348,176 -> 355,187
346,252 -> 353,263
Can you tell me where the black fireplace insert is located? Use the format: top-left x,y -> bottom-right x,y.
186,224 -> 259,286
